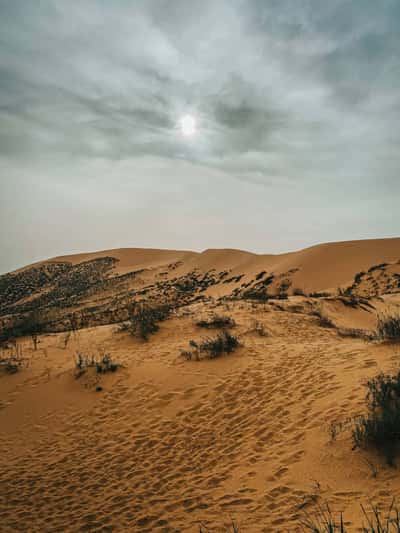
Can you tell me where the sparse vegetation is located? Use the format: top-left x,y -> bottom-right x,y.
302,502 -> 400,532
301,504 -> 345,532
242,289 -> 270,302
368,263 -> 389,273
293,287 -> 305,296
74,349 -> 119,378
376,313 -> 400,342
199,502 -> 400,532
252,320 -> 268,336
352,371 -> 400,465
313,307 -> 335,329
354,271 -> 366,284
125,303 -> 172,341
277,279 -> 291,297
337,327 -> 374,340
195,314 -> 236,329
183,331 -> 240,361
0,309 -> 44,345
0,343 -> 26,374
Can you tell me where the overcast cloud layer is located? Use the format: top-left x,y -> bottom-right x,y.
0,0 -> 399,273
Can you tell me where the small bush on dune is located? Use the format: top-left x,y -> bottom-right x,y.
313,307 -> 335,329
198,502 -> 400,532
0,310 -> 44,345
376,314 -> 400,342
301,504 -> 345,532
74,349 -> 119,378
352,371 -> 400,465
125,303 -> 172,341
183,331 -> 240,361
252,320 -> 268,336
0,343 -> 26,374
195,314 -> 236,329
337,327 -> 374,340
293,287 -> 305,296
302,502 -> 400,533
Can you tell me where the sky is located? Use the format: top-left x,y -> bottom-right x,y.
0,0 -> 399,273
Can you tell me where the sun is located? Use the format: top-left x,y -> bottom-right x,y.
179,114 -> 196,137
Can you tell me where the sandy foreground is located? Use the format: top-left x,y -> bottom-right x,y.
1,238 -> 400,532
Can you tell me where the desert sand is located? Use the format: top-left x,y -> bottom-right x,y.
1,237 -> 400,532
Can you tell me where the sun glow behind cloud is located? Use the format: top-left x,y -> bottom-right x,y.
179,114 -> 197,137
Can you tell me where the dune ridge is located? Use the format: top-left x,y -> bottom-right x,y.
33,236 -> 400,291
1,237 -> 400,532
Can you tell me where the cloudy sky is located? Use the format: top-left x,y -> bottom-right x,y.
0,0 -> 399,273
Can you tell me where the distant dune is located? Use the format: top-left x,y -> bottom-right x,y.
41,237 -> 400,292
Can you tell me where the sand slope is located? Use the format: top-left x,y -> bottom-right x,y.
1,299 -> 400,531
44,237 -> 400,291
1,237 -> 400,532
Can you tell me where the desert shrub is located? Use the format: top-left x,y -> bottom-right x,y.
302,502 -> 400,532
197,502 -> 400,532
376,314 -> 400,342
337,327 -> 374,340
302,504 -> 345,532
126,303 -> 171,341
275,293 -> 288,300
183,332 -> 239,361
313,307 -> 335,329
368,263 -> 388,273
0,309 -> 44,344
242,290 -> 269,302
252,320 -> 268,336
278,279 -> 291,295
74,349 -> 119,378
354,271 -> 366,284
293,287 -> 305,296
0,343 -> 26,374
195,314 -> 236,329
352,371 -> 400,464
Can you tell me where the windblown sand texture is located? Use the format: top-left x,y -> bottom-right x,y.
1,238 -> 400,532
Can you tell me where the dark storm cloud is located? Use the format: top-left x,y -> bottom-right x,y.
0,0 -> 399,272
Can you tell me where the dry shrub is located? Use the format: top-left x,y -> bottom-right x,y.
195,314 -> 236,329
74,348 -> 119,378
352,371 -> 400,465
377,314 -> 400,342
183,332 -> 240,361
0,342 -> 27,374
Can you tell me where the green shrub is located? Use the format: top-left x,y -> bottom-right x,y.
301,504 -> 345,532
126,303 -> 171,341
377,314 -> 400,342
352,371 -> 400,464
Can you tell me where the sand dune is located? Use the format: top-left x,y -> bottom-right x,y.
42,237 -> 400,291
1,237 -> 400,532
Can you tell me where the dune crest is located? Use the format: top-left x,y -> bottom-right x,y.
1,237 -> 400,531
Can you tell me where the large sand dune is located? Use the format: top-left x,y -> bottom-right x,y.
1,237 -> 400,532
45,237 -> 400,291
